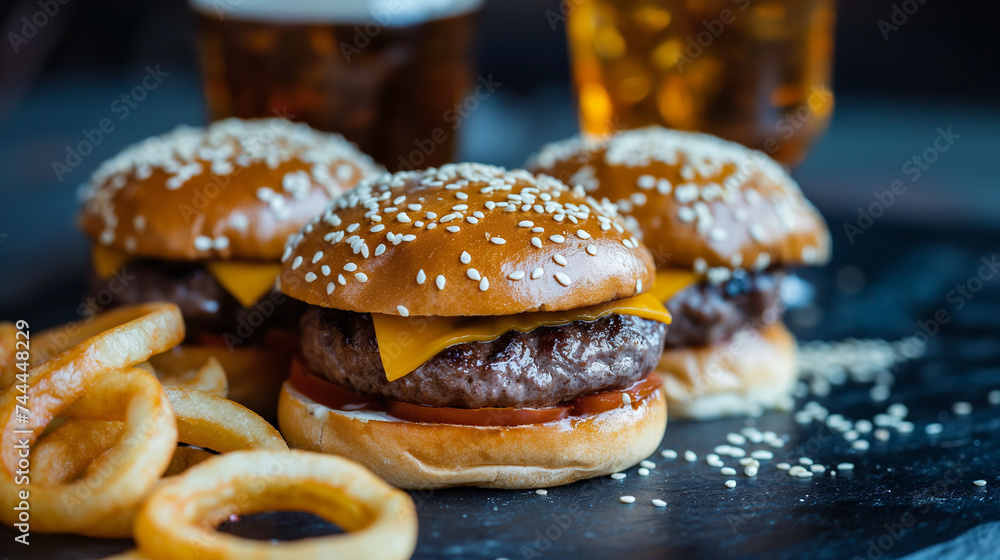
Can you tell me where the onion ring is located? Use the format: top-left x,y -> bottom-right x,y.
4,367 -> 177,536
163,447 -> 215,477
0,322 -> 17,389
147,352 -> 228,397
134,450 -> 418,560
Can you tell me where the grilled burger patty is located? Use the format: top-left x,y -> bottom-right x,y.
300,307 -> 668,409
663,270 -> 783,349
86,259 -> 301,343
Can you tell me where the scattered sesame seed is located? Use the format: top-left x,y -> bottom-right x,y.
467,268 -> 481,281
661,450 -> 677,459
491,237 -> 506,245
953,402 -> 973,415
535,489 -> 548,496
326,283 -> 335,295
531,237 -> 543,249
852,440 -> 870,451
291,256 -> 303,270
874,429 -> 890,442
344,263 -> 358,272
621,393 -> 632,406
577,230 -> 591,239
989,390 -> 1000,405
620,495 -> 636,504
888,403 -> 908,418
374,244 -> 386,256
555,273 -> 572,286
416,270 -> 426,284
553,254 -> 568,266
519,221 -> 534,228
837,463 -> 855,471
479,277 -> 490,291
751,450 -> 773,460
508,271 -> 525,280
684,451 -> 697,462
436,275 -> 446,290
460,251 -> 472,264
727,433 -> 747,446
640,460 -> 655,469
446,226 -> 461,233
721,467 -> 736,476
586,244 -> 598,256
925,423 -> 944,435
810,464 -> 826,473
636,279 -> 642,293
611,473 -> 626,480
744,465 -> 759,477
396,305 -> 409,317
652,499 -> 667,508
799,457 -> 814,466
725,480 -> 736,489
638,468 -> 650,476
974,480 -> 987,487
776,463 -> 791,470
312,251 -> 324,263
531,267 -> 544,279
549,235 -> 565,243
338,274 -> 346,285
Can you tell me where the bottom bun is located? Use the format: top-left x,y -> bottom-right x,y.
150,345 -> 291,419
657,322 -> 797,420
278,383 -> 667,490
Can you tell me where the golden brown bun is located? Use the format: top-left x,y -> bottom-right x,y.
528,127 -> 831,271
79,118 -> 382,261
658,322 -> 797,419
278,382 -> 667,489
280,163 -> 656,316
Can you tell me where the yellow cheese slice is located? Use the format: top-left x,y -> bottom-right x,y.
649,269 -> 699,303
373,292 -> 675,381
205,261 -> 282,308
92,246 -> 131,279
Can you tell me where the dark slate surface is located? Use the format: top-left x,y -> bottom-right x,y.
3,223 -> 1000,560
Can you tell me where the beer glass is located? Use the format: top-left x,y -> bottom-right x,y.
189,0 -> 483,171
567,0 -> 836,165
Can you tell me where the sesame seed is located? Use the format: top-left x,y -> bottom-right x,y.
436,275 -> 446,290
508,271 -> 525,280
555,273 -> 572,286
446,226 -> 460,233
745,465 -> 758,477
611,473 -> 626,480
725,480 -> 736,489
974,480 -> 987,487
397,305 -> 409,317
661,450 -> 677,459
292,256 -> 303,270
990,390 -> 1000,405
586,244 -> 598,256
466,216 -> 478,224
491,237 -> 506,245
338,274 -> 346,285
776,463 -> 791,470
467,268 -> 481,281
531,237 -> 543,249
460,251 -> 472,264
535,489 -> 548,496
620,495 -> 636,504
304,272 -> 317,283
553,254 -> 568,266
953,402 -> 973,415
344,263 -> 358,272
549,235 -> 565,243
326,283 -> 335,295
355,273 -> 368,283
519,221 -> 534,228
811,464 -> 826,473
531,227 -> 544,233
346,223 -> 360,233
312,251 -> 324,263
684,451 -> 697,462
652,499 -> 667,508
852,440 -> 870,451
622,393 -> 632,406
640,460 -> 655,469
799,457 -> 814,466
321,265 -> 331,276
751,450 -> 773,460
727,433 -> 747,446
637,468 -> 650,476
636,279 -> 642,293
576,230 -> 591,239
416,270 -> 426,284
531,267 -> 544,279
375,244 -> 386,256
721,467 -> 737,475
479,277 -> 490,291
371,224 -> 386,232
837,463 -> 855,471
194,236 -> 213,251
925,423 -> 944,435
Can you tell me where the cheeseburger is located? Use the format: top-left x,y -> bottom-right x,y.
529,127 -> 830,419
78,118 -> 381,414
277,163 -> 671,489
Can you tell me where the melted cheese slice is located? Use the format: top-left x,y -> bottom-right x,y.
649,269 -> 699,302
92,246 -> 131,279
205,261 -> 282,308
373,292 -> 675,381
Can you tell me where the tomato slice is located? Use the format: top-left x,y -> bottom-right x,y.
570,374 -> 663,417
385,400 -> 571,427
288,358 -> 381,411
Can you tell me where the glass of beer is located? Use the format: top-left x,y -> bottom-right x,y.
567,0 -> 836,165
189,0 -> 483,171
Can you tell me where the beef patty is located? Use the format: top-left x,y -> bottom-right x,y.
86,259 -> 301,344
664,270 -> 783,349
300,307 -> 668,409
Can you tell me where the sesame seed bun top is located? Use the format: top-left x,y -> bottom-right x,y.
279,163 -> 656,317
527,127 -> 831,272
78,118 -> 382,261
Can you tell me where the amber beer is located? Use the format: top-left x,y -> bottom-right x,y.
190,0 -> 482,170
568,0 -> 835,165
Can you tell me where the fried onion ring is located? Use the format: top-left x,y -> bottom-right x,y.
147,353 -> 228,397
135,450 -> 417,560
